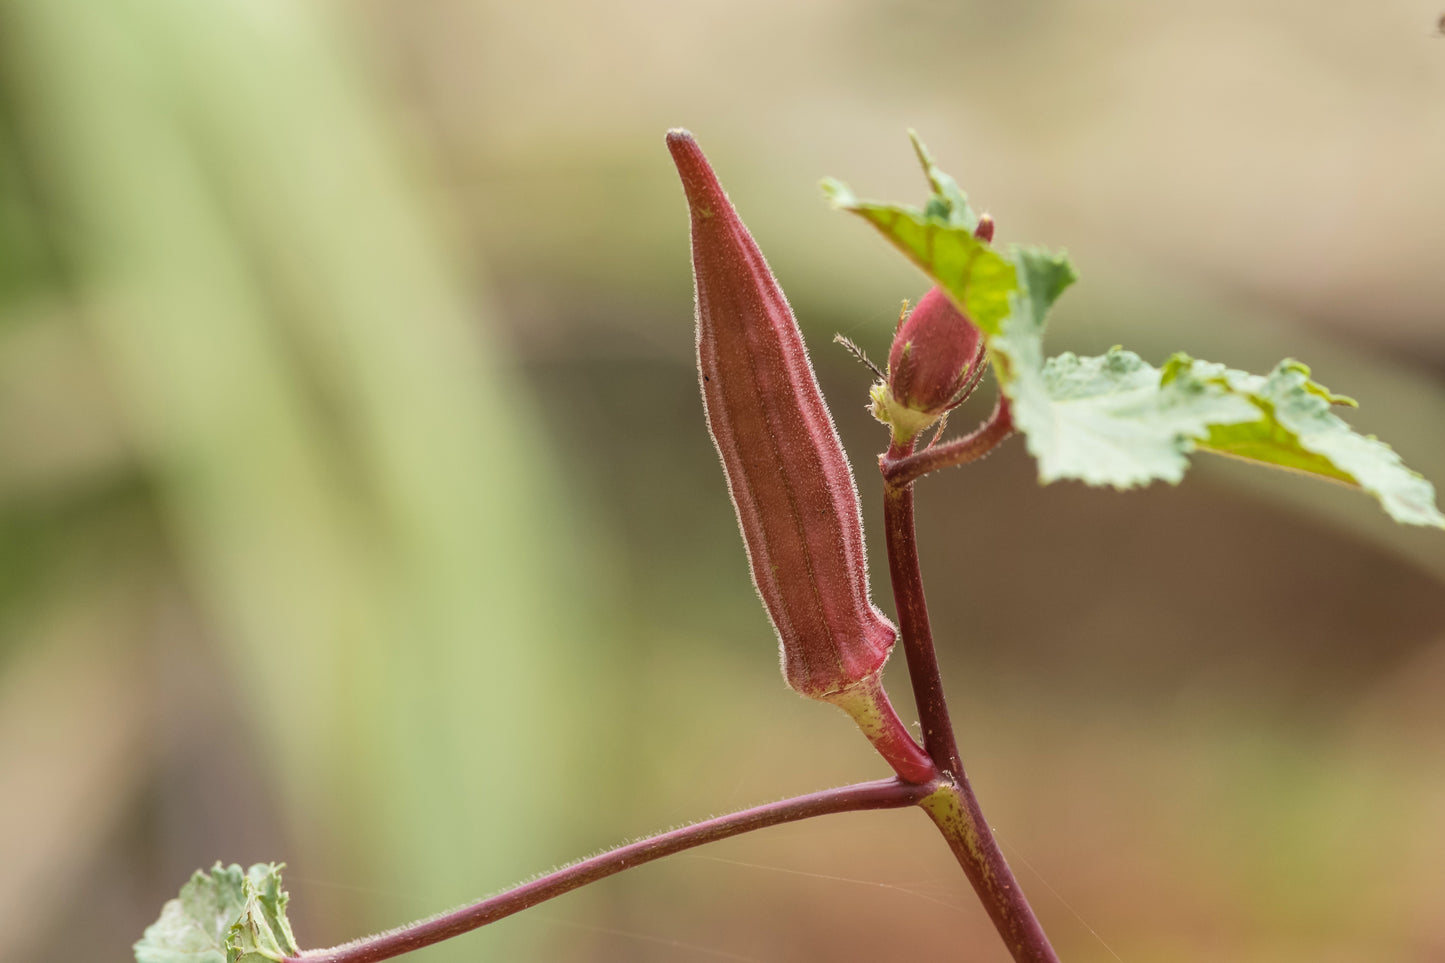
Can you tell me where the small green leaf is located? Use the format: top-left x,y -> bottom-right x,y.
908,129 -> 980,232
227,863 -> 300,962
134,864 -> 246,963
827,133 -> 1445,529
993,244 -> 1078,383
822,159 -> 1018,338
135,863 -> 299,963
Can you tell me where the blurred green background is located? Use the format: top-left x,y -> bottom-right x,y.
1,1 -> 1443,961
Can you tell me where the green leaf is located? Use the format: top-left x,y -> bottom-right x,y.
1166,356 -> 1445,528
997,249 -> 1260,488
227,863 -> 300,962
1013,347 -> 1262,488
134,864 -> 246,963
135,863 -> 299,963
993,245 -> 1078,383
822,144 -> 1018,339
825,133 -> 1445,529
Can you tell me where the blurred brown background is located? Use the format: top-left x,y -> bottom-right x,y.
2,1 -> 1444,961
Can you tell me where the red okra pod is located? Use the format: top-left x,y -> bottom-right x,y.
665,130 -> 897,702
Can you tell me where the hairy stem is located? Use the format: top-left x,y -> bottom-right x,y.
825,671 -> 938,783
921,783 -> 1060,963
881,415 -> 1058,963
884,395 -> 1012,489
289,778 -> 934,963
881,459 -> 964,776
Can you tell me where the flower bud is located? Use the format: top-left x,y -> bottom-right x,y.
974,213 -> 995,243
873,287 -> 983,440
666,129 -> 897,701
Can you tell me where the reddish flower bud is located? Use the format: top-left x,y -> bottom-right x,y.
885,286 -> 983,424
666,129 -> 897,701
974,213 -> 995,243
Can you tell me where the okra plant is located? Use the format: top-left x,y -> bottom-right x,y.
135,130 -> 1444,963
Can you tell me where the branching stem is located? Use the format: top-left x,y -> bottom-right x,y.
284,396 -> 1033,963
884,395 -> 1013,489
288,778 -> 933,963
920,782 -> 1060,963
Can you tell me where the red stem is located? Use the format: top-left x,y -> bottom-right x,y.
289,778 -> 933,963
880,401 -> 1059,963
921,782 -> 1061,963
884,395 -> 1013,490
825,671 -> 938,783
881,469 -> 964,777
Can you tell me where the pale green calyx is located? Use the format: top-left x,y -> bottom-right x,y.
870,378 -> 945,444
